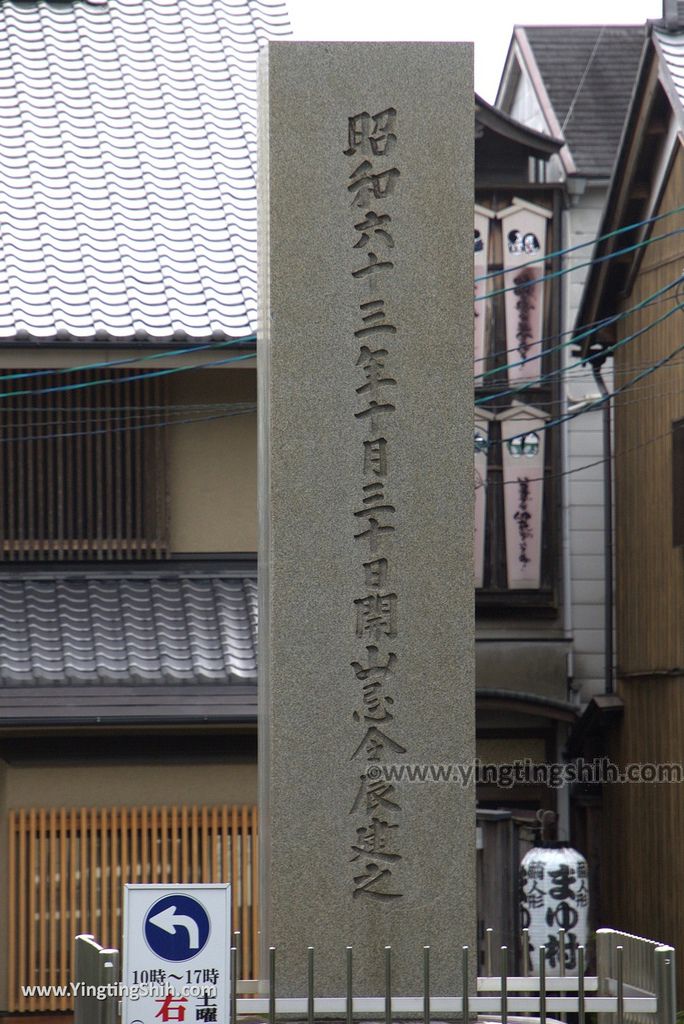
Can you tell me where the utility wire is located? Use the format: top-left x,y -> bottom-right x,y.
0,351 -> 254,402
0,333 -> 255,387
0,405 -> 257,445
479,418 -> 679,489
475,272 -> 682,382
475,225 -> 684,302
483,310 -> 684,449
474,201 -> 684,282
476,280 -> 683,403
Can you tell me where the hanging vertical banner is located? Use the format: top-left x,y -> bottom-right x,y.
499,199 -> 552,384
474,205 -> 495,374
500,402 -> 549,589
474,408 -> 496,589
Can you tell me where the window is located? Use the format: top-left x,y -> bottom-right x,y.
0,370 -> 168,560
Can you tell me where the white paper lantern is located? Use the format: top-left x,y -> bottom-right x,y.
520,845 -> 589,975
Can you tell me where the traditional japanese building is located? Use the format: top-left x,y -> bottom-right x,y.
496,21 -> 645,706
473,97 -> 574,956
572,0 -> 684,992
0,0 -> 289,1009
494,22 -> 645,928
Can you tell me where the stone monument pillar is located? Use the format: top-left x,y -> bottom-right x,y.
258,41 -> 475,997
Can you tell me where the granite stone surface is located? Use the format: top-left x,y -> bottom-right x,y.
258,41 -> 475,997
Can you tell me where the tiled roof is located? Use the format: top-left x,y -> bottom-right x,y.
0,573 -> 257,686
654,25 -> 684,109
0,0 -> 290,345
523,25 -> 645,177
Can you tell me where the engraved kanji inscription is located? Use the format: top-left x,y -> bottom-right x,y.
348,161 -> 400,208
344,108 -> 397,157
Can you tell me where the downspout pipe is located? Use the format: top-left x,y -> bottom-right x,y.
589,354 -> 614,695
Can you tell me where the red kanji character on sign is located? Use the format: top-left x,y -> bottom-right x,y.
155,996 -> 188,1022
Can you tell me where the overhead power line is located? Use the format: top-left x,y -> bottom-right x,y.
474,201 -> 684,283
475,272 -> 683,384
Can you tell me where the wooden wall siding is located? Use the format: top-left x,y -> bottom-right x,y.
0,371 -> 167,560
601,677 -> 684,996
614,146 -> 684,674
8,804 -> 259,1012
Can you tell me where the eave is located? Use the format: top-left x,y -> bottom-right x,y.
575,27 -> 681,358
475,93 -> 563,159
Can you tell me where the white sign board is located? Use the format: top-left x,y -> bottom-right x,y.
122,884 -> 231,1024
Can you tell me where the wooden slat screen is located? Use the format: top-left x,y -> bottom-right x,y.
0,371 -> 168,560
8,804 -> 259,1012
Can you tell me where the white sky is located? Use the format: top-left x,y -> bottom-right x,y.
286,0 -> 663,102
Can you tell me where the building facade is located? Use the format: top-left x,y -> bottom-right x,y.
573,2 -> 684,992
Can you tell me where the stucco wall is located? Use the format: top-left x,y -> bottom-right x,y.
167,368 -> 257,553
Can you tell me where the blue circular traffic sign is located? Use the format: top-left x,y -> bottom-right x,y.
143,894 -> 210,962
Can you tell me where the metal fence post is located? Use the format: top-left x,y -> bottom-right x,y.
100,949 -> 119,1024
384,946 -> 392,1024
578,945 -> 586,1024
423,946 -> 430,1024
268,947 -> 276,1024
73,935 -> 96,1024
230,947 -> 237,1024
500,945 -> 508,1024
307,947 -> 314,1024
655,946 -> 677,1024
73,935 -> 119,1024
596,927 -> 615,1024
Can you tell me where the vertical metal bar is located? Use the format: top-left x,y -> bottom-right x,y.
346,946 -> 353,1024
268,946 -> 276,1024
521,929 -> 529,978
578,945 -> 586,1024
616,945 -> 624,1024
539,946 -> 547,1024
596,929 -> 613,997
462,946 -> 469,1024
385,946 -> 392,1024
664,955 -> 677,1024
485,928 -> 493,976
500,946 -> 508,1024
230,947 -> 237,1024
307,946 -> 314,1024
656,947 -> 666,1024
423,946 -> 430,1024
234,931 -> 242,989
101,950 -> 120,1024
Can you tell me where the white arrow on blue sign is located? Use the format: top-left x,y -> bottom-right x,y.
144,893 -> 211,961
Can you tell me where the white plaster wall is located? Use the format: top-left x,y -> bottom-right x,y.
563,185 -> 613,704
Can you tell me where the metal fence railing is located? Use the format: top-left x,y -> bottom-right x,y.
73,926 -> 676,1024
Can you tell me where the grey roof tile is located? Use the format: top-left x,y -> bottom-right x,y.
654,26 -> 684,108
0,0 -> 290,344
523,25 -> 646,177
0,573 -> 257,686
